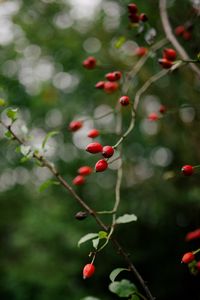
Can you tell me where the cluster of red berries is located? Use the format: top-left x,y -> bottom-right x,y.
175,25 -> 192,41
128,3 -> 148,24
158,48 -> 177,69
73,166 -> 93,186
147,104 -> 167,121
95,70 -> 122,94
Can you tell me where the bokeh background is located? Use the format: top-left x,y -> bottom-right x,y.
0,0 -> 200,299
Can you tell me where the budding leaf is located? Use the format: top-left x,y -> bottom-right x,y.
109,268 -> 129,282
42,131 -> 59,149
6,108 -> 18,121
115,214 -> 137,224
98,231 -> 108,239
78,233 -> 98,247
109,279 -> 137,297
39,179 -> 60,192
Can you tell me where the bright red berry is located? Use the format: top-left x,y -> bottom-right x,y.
159,105 -> 167,114
181,252 -> 195,264
119,95 -> 130,106
135,47 -> 148,57
182,30 -> 192,41
78,166 -> 93,176
185,229 -> 200,241
102,146 -> 114,158
69,120 -> 83,132
95,81 -> 105,89
83,263 -> 95,279
86,142 -> 103,154
128,3 -> 138,14
175,25 -> 185,36
148,112 -> 159,121
181,165 -> 194,176
87,129 -> 100,138
163,48 -> 177,61
158,58 -> 173,69
140,13 -> 148,22
83,56 -> 96,69
104,81 -> 119,94
105,71 -> 122,82
95,159 -> 108,172
196,261 -> 200,271
113,71 -> 122,80
73,175 -> 85,185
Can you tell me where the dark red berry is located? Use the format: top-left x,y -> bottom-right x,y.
83,57 -> 96,69
86,142 -> 103,154
140,13 -> 148,22
181,252 -> 195,264
163,48 -> 177,61
69,121 -> 83,132
183,30 -> 192,40
95,81 -> 105,89
135,47 -> 148,57
181,165 -> 194,176
75,211 -> 88,220
73,175 -> 85,185
95,159 -> 108,172
104,81 -> 119,94
128,3 -> 138,14
78,166 -> 93,176
158,58 -> 173,69
129,13 -> 140,23
113,71 -> 122,80
175,25 -> 185,36
83,263 -> 95,279
148,112 -> 159,121
102,146 -> 114,158
87,129 -> 100,138
105,72 -> 117,82
119,95 -> 130,106
196,261 -> 200,271
159,105 -> 167,114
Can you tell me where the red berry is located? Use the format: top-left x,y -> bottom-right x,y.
185,229 -> 200,241
95,159 -> 108,172
83,263 -> 95,279
148,112 -> 159,121
163,48 -> 177,61
140,13 -> 148,22
87,129 -> 100,138
119,95 -> 130,106
83,56 -> 96,69
75,211 -> 88,220
135,47 -> 148,57
69,120 -> 83,132
113,71 -> 122,80
73,175 -> 85,185
183,30 -> 192,41
104,81 -> 119,94
95,81 -> 105,89
78,166 -> 93,176
158,58 -> 173,69
102,146 -> 114,158
181,165 -> 194,176
128,3 -> 138,14
129,13 -> 140,23
175,25 -> 185,36
196,261 -> 200,271
181,252 -> 195,264
159,105 -> 167,114
86,142 -> 103,154
105,71 -> 122,82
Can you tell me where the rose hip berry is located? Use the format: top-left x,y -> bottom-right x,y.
75,211 -> 88,220
105,71 -> 122,82
95,81 -> 105,89
104,81 -> 119,94
175,25 -> 185,36
119,95 -> 130,106
87,129 -> 100,138
139,13 -> 148,22
83,56 -> 96,69
158,58 -> 173,69
185,229 -> 200,241
181,165 -> 194,176
196,261 -> 200,271
148,112 -> 159,121
128,3 -> 138,14
181,252 -> 195,264
83,263 -> 95,279
86,142 -> 103,154
95,159 -> 108,172
102,146 -> 114,158
73,175 -> 85,185
163,48 -> 177,61
69,120 -> 83,132
183,30 -> 192,41
135,47 -> 148,57
78,166 -> 93,176
159,105 -> 167,114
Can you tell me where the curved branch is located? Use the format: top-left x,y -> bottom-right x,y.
159,0 -> 200,79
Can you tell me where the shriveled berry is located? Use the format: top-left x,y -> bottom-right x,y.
104,81 -> 119,94
83,263 -> 95,279
185,229 -> 200,241
102,146 -> 114,158
86,142 -> 103,154
140,13 -> 148,22
148,112 -> 159,121
159,105 -> 167,114
87,129 -> 100,138
158,58 -> 173,69
73,175 -> 85,185
69,120 -> 83,132
95,81 -> 105,89
119,95 -> 130,106
163,48 -> 177,61
75,211 -> 88,220
83,56 -> 96,69
181,165 -> 194,176
175,25 -> 185,36
183,30 -> 192,40
135,47 -> 148,57
78,166 -> 93,176
128,3 -> 138,14
95,159 -> 108,172
181,252 -> 195,264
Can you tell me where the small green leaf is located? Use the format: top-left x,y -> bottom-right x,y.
20,156 -> 31,163
0,98 -> 6,106
109,268 -> 129,282
92,238 -> 99,249
15,146 -> 21,153
42,131 -> 59,148
115,214 -> 137,224
98,231 -> 108,239
78,233 -> 99,247
130,295 -> 140,300
115,36 -> 126,49
4,131 -> 13,139
109,279 -> 137,298
39,179 -> 60,192
6,108 -> 18,121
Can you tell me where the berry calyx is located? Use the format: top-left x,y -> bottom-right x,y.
148,112 -> 159,121
69,120 -> 83,132
158,58 -> 173,69
181,165 -> 194,176
75,211 -> 88,220
102,146 -> 114,158
163,48 -> 177,61
128,3 -> 138,14
83,263 -> 95,279
95,81 -> 105,89
104,81 -> 119,94
139,13 -> 148,22
73,175 -> 85,185
87,129 -> 100,138
78,166 -> 93,176
83,56 -> 96,69
135,47 -> 148,57
181,252 -> 195,264
119,95 -> 130,106
95,159 -> 108,172
86,142 -> 103,154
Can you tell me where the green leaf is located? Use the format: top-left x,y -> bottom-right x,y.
42,131 -> 59,148
115,36 -> 126,49
6,108 -> 18,121
98,231 -> 108,239
20,145 -> 31,156
0,98 -> 6,106
15,146 -> 21,153
78,233 -> 98,247
109,279 -> 137,298
39,179 -> 60,192
92,238 -> 99,249
115,214 -> 137,224
4,131 -> 13,139
20,156 -> 31,163
130,295 -> 140,300
109,268 -> 129,282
